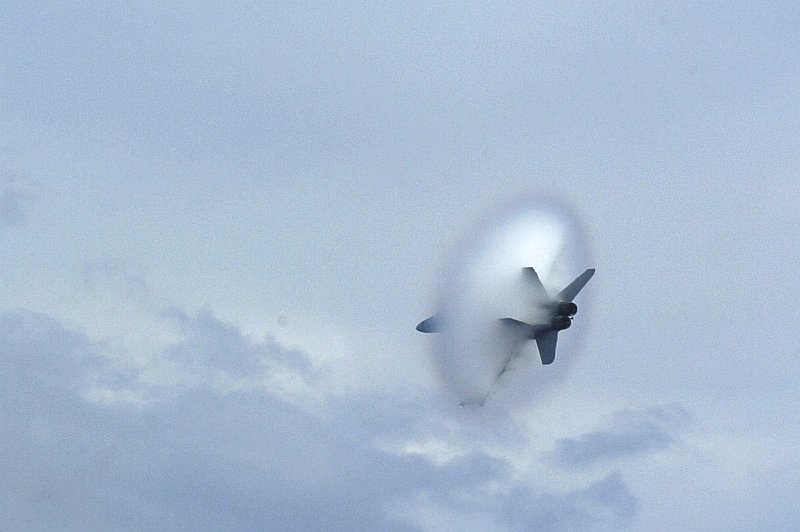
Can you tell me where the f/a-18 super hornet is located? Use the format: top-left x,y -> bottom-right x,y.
416,268 -> 595,371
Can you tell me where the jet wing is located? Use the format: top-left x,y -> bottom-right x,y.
496,318 -> 532,378
535,330 -> 558,365
499,317 -> 535,333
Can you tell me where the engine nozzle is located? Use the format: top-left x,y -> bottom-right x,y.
551,315 -> 572,330
556,301 -> 578,316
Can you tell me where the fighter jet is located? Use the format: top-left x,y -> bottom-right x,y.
416,267 -> 595,371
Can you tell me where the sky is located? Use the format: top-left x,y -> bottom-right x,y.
2,1 -> 799,530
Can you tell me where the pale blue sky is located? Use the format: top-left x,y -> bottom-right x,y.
2,2 -> 799,530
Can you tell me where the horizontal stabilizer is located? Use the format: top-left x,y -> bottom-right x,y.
535,330 -> 558,365
416,315 -> 440,333
557,269 -> 595,302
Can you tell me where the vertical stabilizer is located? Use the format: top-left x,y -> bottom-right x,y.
522,267 -> 550,300
556,269 -> 595,302
535,330 -> 558,365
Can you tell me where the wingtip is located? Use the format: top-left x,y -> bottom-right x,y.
416,314 -> 440,333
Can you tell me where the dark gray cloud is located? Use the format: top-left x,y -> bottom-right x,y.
0,173 -> 34,228
498,472 -> 637,532
0,310 -> 105,395
0,308 -> 638,531
161,306 -> 313,378
550,405 -> 692,469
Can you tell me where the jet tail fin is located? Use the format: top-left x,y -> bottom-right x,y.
522,267 -> 550,300
535,330 -> 558,365
556,269 -> 595,302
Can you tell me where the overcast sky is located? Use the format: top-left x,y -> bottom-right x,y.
2,2 -> 799,530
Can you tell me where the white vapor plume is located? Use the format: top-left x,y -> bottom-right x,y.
427,196 -> 592,407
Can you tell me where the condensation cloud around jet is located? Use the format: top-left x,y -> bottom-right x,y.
424,196 -> 592,407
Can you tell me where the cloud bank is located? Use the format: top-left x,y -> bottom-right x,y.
0,308 -> 651,531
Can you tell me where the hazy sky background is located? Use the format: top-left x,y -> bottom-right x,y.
2,2 -> 799,530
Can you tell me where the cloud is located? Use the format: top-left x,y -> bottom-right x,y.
0,172 -> 34,229
3,293 -> 650,528
0,309 -> 398,530
0,308 -> 639,531
501,472 -> 637,532
394,471 -> 636,532
0,310 -> 105,396
162,306 -> 313,378
549,405 -> 692,469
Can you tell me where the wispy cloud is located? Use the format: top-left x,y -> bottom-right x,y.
550,405 -> 693,469
82,261 -> 151,296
